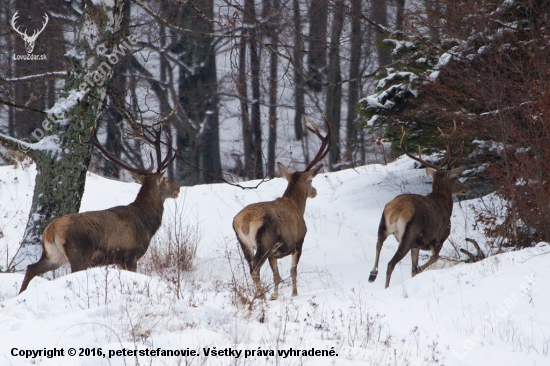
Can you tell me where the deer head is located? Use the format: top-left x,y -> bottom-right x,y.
12,11 -> 49,54
80,123 -> 180,200
400,121 -> 468,196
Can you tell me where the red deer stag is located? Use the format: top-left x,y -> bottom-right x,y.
368,123 -> 468,288
19,125 -> 179,293
233,117 -> 331,300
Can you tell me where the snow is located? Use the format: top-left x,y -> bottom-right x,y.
437,53 -> 452,67
45,90 -> 85,119
1,159 -> 549,365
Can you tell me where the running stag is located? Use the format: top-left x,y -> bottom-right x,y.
369,123 -> 468,288
233,117 -> 331,300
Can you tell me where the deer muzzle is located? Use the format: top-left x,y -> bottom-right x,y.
173,187 -> 180,198
309,187 -> 317,198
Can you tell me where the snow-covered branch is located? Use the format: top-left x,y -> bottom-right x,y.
0,72 -> 67,84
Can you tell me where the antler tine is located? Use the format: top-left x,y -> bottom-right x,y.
151,125 -> 163,174
159,132 -> 178,172
436,120 -> 458,169
400,126 -> 440,170
30,13 -> 48,38
448,141 -> 464,169
128,122 -> 170,174
302,115 -> 332,171
113,139 -> 154,174
80,127 -> 155,175
11,11 -> 26,37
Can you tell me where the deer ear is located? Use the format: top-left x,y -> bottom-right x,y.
425,167 -> 437,180
277,162 -> 292,181
131,172 -> 145,184
448,166 -> 466,178
311,164 -> 323,177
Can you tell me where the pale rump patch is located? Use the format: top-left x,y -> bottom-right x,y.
384,197 -> 415,242
234,207 -> 265,253
233,205 -> 264,253
43,222 -> 69,266
236,220 -> 263,253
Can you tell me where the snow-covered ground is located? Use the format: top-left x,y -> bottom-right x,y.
0,159 -> 549,365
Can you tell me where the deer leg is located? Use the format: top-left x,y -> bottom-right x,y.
20,236 -> 68,294
411,247 -> 421,276
369,213 -> 388,283
19,254 -> 64,293
250,243 -> 271,300
385,229 -> 415,288
122,257 -> 138,272
290,248 -> 302,297
236,237 -> 254,273
268,256 -> 281,300
418,245 -> 441,272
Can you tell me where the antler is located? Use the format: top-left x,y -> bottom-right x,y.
80,127 -> 154,175
400,120 -> 462,170
11,11 -> 27,38
127,123 -> 177,174
29,14 -> 49,41
302,115 -> 332,171
80,123 -> 177,175
11,12 -> 48,40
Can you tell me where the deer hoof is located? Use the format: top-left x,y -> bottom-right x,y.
270,293 -> 278,301
368,273 -> 377,282
412,267 -> 421,276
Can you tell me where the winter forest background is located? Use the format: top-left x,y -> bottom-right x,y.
1,2 -> 550,364
0,0 -> 549,254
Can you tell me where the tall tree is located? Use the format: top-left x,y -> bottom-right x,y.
325,0 -> 344,169
265,0 -> 280,178
345,0 -> 363,162
307,0 -> 328,90
292,0 -> 305,140
237,0 -> 263,179
372,0 -> 391,66
173,0 -> 222,185
0,0 -> 129,251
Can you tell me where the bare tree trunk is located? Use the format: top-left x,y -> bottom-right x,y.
396,0 -> 405,31
346,0 -> 362,163
372,0 -> 391,66
326,0 -> 344,170
12,0 -> 47,139
0,1 -> 128,252
307,0 -> 328,90
266,0 -> 280,178
102,0 -> 131,179
293,0 -> 305,140
5,0 -> 15,138
244,0 -> 263,179
238,36 -> 254,179
175,0 -> 222,185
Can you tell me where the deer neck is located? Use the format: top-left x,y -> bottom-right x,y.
282,182 -> 308,215
429,180 -> 454,213
131,183 -> 165,234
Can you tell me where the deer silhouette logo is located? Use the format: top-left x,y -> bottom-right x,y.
11,11 -> 49,54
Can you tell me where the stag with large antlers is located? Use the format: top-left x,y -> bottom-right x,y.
233,117 -> 331,300
12,11 -> 49,53
19,124 -> 179,293
368,122 -> 468,288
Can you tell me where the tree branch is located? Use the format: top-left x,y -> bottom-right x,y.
0,71 -> 67,85
131,0 -> 380,88
0,99 -> 47,115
